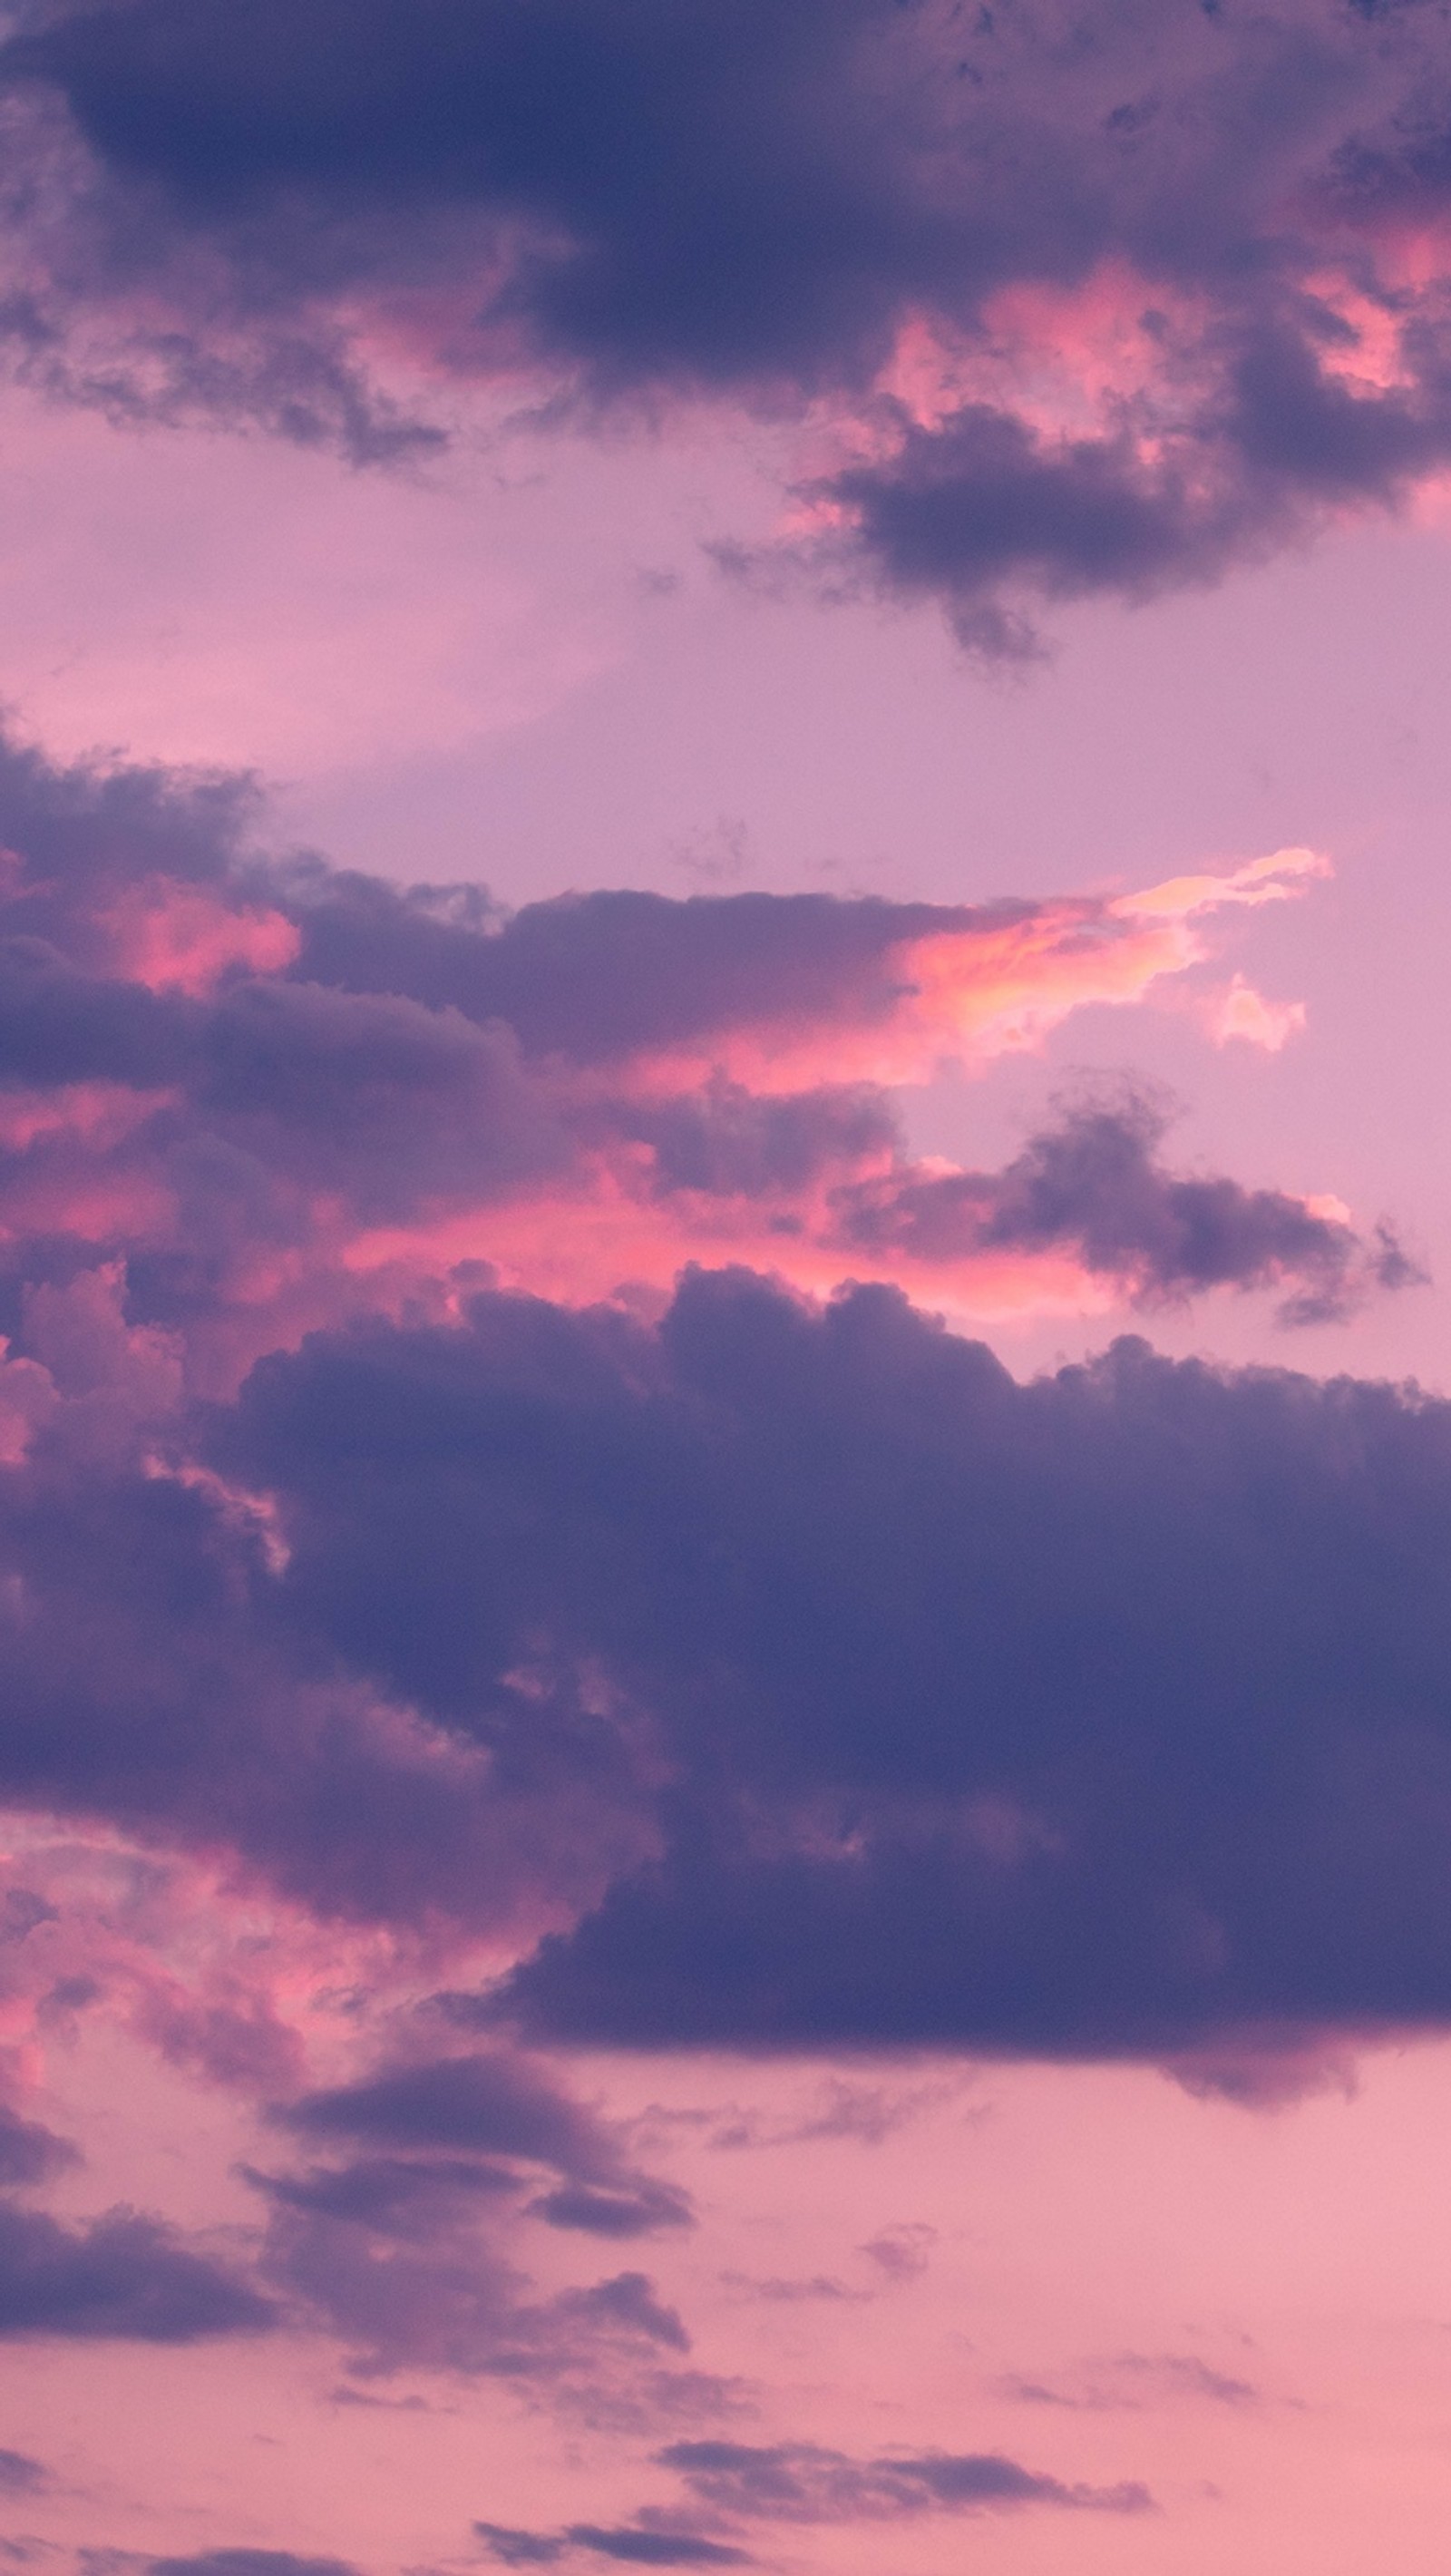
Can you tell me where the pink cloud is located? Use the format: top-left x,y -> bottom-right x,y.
102,880 -> 301,997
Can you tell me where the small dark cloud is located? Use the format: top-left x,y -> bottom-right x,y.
656,2439 -> 1152,2521
0,2454 -> 46,2496
150,2555 -> 361,2576
528,2181 -> 694,2239
265,2055 -> 689,2274
260,2170 -> 691,2383
474,2532 -> 568,2569
857,2225 -> 937,2282
831,1088 -> 1420,1325
276,2056 -> 611,2177
565,2534 -> 747,2569
0,2113 -> 80,2189
0,2202 -> 272,2341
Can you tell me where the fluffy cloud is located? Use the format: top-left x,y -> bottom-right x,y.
7,4 -> 1451,633
0,734 -> 1398,1373
0,727 -> 1430,2082
215,1267 -> 1451,2055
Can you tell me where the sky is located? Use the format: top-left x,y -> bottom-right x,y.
6,2 -> 1451,2571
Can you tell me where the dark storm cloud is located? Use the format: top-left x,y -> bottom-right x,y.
815,331 -> 1451,650
200,1264 -> 1451,2056
528,2181 -> 694,2239
190,979 -> 569,1219
0,2202 -> 273,2339
242,2154 -> 519,2235
6,3 -> 1451,628
475,2533 -> 570,2570
250,2145 -> 688,2245
556,2271 -> 689,2353
258,2149 -> 693,2376
240,2046 -> 693,2380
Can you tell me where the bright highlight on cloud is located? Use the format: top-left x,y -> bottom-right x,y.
0,739 -> 1390,1374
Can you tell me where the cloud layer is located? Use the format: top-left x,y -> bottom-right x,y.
0,733 -> 1394,1386
8,2 -> 1451,636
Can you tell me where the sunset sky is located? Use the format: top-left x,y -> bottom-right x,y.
5,5 -> 1451,2572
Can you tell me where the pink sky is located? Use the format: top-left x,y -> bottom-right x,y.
4,8 -> 1451,2571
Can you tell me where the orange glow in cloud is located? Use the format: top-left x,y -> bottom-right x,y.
1203,973 -> 1308,1051
102,878 -> 301,995
0,844 -> 1338,1384
0,1161 -> 175,1249
813,267 -> 1210,479
1109,843 -> 1331,923
963,262 -> 1206,440
781,264 -> 1210,536
617,847 -> 1327,1094
0,1082 -> 176,1153
1302,274 -> 1417,397
338,1178 -> 1102,1336
1326,210 -> 1451,298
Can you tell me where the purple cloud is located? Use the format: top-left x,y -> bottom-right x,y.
5,4 -> 1451,633
0,727 -> 1430,2071
217,1264 -> 1451,2054
0,2203 -> 273,2340
829,1088 -> 1419,1323
657,2437 -> 1153,2520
